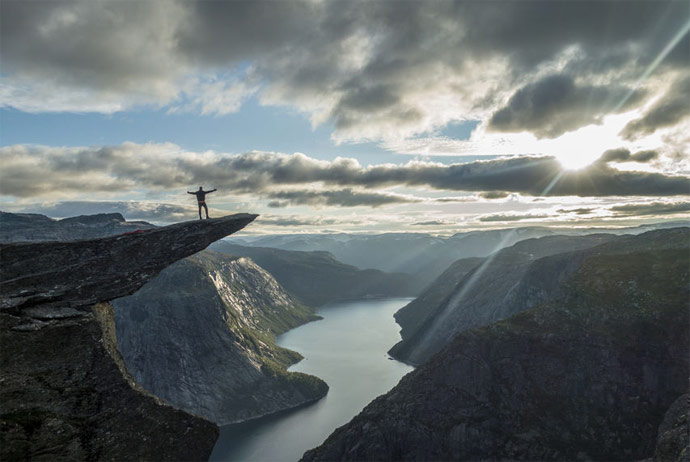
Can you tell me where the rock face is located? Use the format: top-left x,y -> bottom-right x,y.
391,257 -> 483,344
302,228 -> 689,461
113,250 -> 328,424
0,214 -> 256,460
390,234 -> 617,364
211,241 -> 420,306
1,214 -> 257,311
0,211 -> 155,243
649,394 -> 689,462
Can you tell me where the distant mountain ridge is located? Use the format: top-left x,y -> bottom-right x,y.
231,221 -> 688,287
0,211 -> 155,242
210,241 -> 422,306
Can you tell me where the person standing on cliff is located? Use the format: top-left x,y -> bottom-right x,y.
187,186 -> 216,219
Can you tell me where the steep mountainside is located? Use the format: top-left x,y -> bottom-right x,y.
393,257 -> 483,342
234,222 -> 687,287
390,233 -> 617,364
0,214 -> 256,461
113,250 -> 328,424
210,241 -> 421,306
0,211 -> 155,242
233,228 -> 558,287
303,228 -> 689,461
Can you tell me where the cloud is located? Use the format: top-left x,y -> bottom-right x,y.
478,212 -> 552,222
621,76 -> 690,139
609,201 -> 690,217
557,207 -> 596,215
265,189 -> 419,208
0,1 -> 190,112
488,74 -> 645,138
2,1 -> 688,142
479,191 -> 510,200
412,220 -> 457,226
257,215 -> 344,227
2,144 -> 688,202
599,148 -> 659,164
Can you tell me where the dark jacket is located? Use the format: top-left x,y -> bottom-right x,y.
188,189 -> 216,202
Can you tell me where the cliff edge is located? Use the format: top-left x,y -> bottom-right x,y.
0,214 -> 256,460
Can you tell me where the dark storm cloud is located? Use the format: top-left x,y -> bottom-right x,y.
412,220 -> 456,226
621,76 -> 690,139
265,189 -> 419,208
2,1 -> 687,138
479,191 -> 510,200
609,201 -> 690,216
488,74 -> 645,138
599,148 -> 659,164
2,145 -> 689,200
456,1 -> 689,70
557,207 -> 596,215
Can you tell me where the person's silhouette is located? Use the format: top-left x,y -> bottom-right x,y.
187,186 -> 216,219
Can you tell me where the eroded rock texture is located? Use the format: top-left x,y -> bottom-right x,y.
1,214 -> 257,311
0,214 -> 256,461
113,251 -> 328,425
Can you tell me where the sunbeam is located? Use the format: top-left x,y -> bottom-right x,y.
612,17 -> 690,113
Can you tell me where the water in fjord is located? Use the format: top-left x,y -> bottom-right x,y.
210,298 -> 414,462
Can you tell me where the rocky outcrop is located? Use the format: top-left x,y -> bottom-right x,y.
0,211 -> 155,243
390,234 -> 617,364
1,214 -> 257,311
302,228 -> 689,461
0,214 -> 256,460
113,250 -> 328,424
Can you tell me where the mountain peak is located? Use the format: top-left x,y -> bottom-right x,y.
58,212 -> 127,225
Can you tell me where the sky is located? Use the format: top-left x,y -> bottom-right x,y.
1,0 -> 689,235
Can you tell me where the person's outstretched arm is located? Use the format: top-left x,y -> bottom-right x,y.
208,189 -> 217,193
187,191 -> 194,194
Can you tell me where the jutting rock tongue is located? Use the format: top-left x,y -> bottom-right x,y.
0,213 -> 258,311
0,214 -> 256,461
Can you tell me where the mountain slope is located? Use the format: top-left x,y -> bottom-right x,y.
210,241 -> 421,306
302,228 -> 689,461
234,222 -> 688,288
233,228 -> 559,287
113,250 -> 328,424
390,233 -> 617,364
392,256 -> 483,343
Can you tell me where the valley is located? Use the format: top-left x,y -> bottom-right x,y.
210,298 -> 413,462
2,211 -> 687,461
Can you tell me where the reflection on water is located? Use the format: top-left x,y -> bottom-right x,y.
210,298 -> 414,462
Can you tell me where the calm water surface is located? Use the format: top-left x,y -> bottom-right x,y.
210,298 -> 414,462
